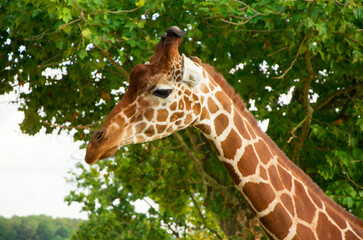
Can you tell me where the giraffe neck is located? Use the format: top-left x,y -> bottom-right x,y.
194,80 -> 363,240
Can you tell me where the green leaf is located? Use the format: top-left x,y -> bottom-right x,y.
81,28 -> 92,38
136,0 -> 145,7
78,49 -> 88,59
62,7 -> 72,23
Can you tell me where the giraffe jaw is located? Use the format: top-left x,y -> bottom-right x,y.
85,145 -> 119,164
85,135 -> 135,164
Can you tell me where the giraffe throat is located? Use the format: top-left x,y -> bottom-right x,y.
192,71 -> 363,239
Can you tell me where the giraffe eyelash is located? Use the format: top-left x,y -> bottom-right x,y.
153,89 -> 173,98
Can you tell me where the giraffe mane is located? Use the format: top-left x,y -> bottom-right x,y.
201,63 -> 247,113
200,63 -> 363,229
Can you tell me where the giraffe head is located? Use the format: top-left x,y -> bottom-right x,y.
85,26 -> 208,164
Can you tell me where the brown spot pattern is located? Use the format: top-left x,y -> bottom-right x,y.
200,83 -> 209,93
208,140 -> 221,156
308,189 -> 323,208
144,109 -> 154,121
246,121 -> 257,139
170,112 -> 184,122
169,102 -> 177,111
259,167 -> 268,180
208,82 -> 215,91
135,135 -> 146,142
135,122 -> 147,132
196,124 -> 211,135
157,109 -> 169,122
192,93 -> 198,101
255,140 -> 273,164
134,114 -> 143,122
243,182 -> 276,212
233,112 -> 250,140
345,231 -> 360,240
222,162 -> 241,185
145,125 -> 155,137
294,180 -> 316,223
293,223 -> 315,240
281,193 -> 295,217
326,206 -> 346,229
192,103 -> 201,116
124,104 -> 136,118
184,114 -> 193,125
259,203 -> 292,240
278,165 -> 292,191
238,145 -> 258,177
178,100 -> 185,110
200,107 -> 210,121
215,91 -> 231,113
115,115 -> 125,125
221,129 -> 241,159
316,212 -> 342,240
184,96 -> 191,110
214,114 -> 229,136
156,124 -> 167,133
268,165 -> 284,191
207,98 -> 219,114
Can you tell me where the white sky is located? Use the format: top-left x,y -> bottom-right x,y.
0,92 -> 88,219
0,92 -> 151,220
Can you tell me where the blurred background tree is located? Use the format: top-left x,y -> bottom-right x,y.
0,215 -> 82,240
1,0 -> 362,239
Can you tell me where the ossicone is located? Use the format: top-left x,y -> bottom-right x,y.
149,26 -> 186,66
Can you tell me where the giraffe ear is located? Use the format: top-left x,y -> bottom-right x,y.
182,54 -> 204,87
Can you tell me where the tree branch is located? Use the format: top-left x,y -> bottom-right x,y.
314,82 -> 363,111
187,188 -> 223,240
173,132 -> 240,206
186,128 -> 205,154
42,121 -> 96,130
107,7 -> 141,14
272,33 -> 312,79
97,46 -> 130,81
220,12 -> 263,26
291,50 -> 314,164
345,93 -> 363,113
267,47 -> 289,57
338,161 -> 363,189
70,0 -> 87,21
231,0 -> 265,16
142,198 -> 180,239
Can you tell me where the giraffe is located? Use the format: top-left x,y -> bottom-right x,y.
85,26 -> 363,240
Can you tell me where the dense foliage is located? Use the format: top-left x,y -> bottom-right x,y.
1,0 -> 362,239
0,215 -> 82,240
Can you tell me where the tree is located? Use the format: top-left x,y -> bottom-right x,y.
1,0 -> 362,239
36,223 -> 54,240
55,226 -> 69,239
0,215 -> 82,240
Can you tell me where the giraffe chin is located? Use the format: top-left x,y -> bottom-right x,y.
85,146 -> 119,164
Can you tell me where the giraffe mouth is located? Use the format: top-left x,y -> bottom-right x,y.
99,146 -> 119,160
85,145 -> 119,164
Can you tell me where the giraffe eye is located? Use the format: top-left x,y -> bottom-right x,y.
94,131 -> 104,142
153,89 -> 173,98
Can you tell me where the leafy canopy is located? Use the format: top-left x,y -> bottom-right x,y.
1,0 -> 362,239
